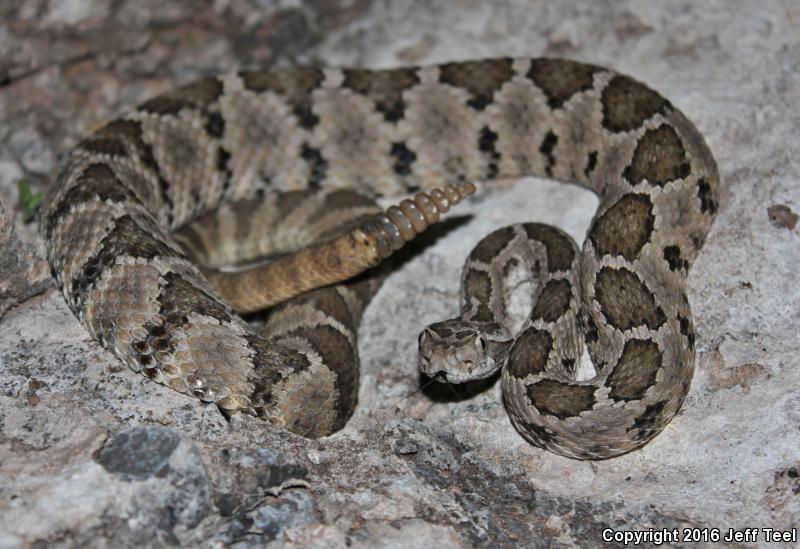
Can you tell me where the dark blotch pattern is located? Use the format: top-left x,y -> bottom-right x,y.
518,421 -> 555,448
584,316 -> 599,343
589,193 -> 654,261
663,245 -> 688,272
301,286 -> 355,330
301,144 -> 328,187
438,58 -> 514,111
624,125 -> 690,187
605,339 -> 661,401
539,131 -> 558,176
205,112 -> 225,138
531,278 -> 572,323
157,272 -> 232,325
81,137 -> 128,157
521,223 -> 576,272
677,314 -> 695,351
464,269 -> 494,323
627,399 -> 670,441
428,322 -> 453,338
595,267 -> 666,331
469,226 -> 516,263
131,271 -> 233,373
241,68 -> 324,128
342,67 -> 420,122
217,147 -> 232,188
527,58 -> 599,109
601,75 -> 668,133
46,163 -> 140,239
322,188 -> 379,213
478,126 -> 500,178
285,323 -> 358,430
584,150 -> 598,179
246,332 -> 311,411
526,379 -> 596,419
140,76 -> 223,115
96,118 -> 174,225
389,142 -> 417,177
507,328 -> 553,378
72,215 -> 175,300
697,177 -> 718,214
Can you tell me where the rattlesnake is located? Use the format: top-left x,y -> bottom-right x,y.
41,58 -> 719,459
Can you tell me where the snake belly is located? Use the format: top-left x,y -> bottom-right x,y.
41,58 -> 719,451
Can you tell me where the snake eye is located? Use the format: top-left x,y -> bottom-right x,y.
474,335 -> 487,352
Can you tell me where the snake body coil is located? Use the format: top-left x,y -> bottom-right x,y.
42,58 -> 719,456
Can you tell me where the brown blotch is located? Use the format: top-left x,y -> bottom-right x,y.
81,137 -> 128,157
624,125 -> 690,186
595,267 -> 665,331
627,399 -> 670,441
302,287 -> 356,330
46,163 -> 139,238
246,333 -> 312,407
589,193 -> 654,260
158,272 -> 232,325
464,269 -> 492,311
342,67 -> 420,122
507,327 -> 553,378
130,271 -> 234,371
178,77 -> 224,107
72,215 -> 176,299
605,339 -> 661,401
241,68 -> 325,128
601,75 -> 668,133
272,189 -> 315,222
96,119 -> 174,223
526,59 -> 600,109
469,226 -> 516,263
292,324 -> 358,429
428,322 -> 453,338
531,278 -> 572,323
522,223 -> 576,272
471,304 -> 496,323
140,76 -> 223,115
438,58 -> 514,110
240,67 -> 323,98
322,189 -> 378,213
525,379 -> 596,419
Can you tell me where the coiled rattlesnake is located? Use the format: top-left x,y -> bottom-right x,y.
41,58 -> 719,459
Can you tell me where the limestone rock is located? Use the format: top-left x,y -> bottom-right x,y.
1,1 -> 798,547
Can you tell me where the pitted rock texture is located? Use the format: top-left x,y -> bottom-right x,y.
1,1 -> 798,547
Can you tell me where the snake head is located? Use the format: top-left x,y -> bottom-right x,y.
417,319 -> 512,384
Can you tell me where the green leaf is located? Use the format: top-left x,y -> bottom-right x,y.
17,179 -> 43,223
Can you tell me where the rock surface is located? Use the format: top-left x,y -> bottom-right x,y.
1,1 -> 798,547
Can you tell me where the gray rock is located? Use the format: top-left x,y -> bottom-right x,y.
1,1 -> 799,547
